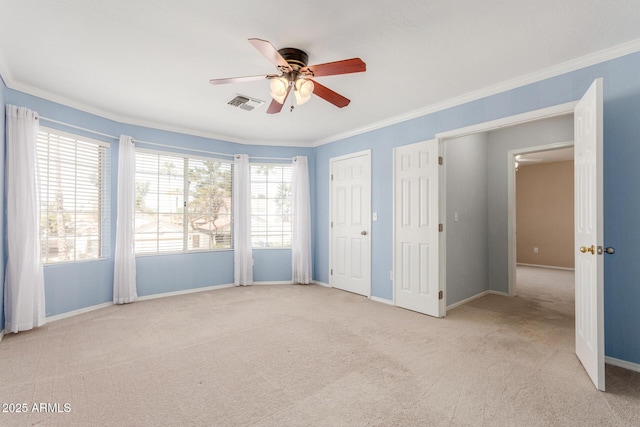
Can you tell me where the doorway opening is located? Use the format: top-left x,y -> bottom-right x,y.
508,143 -> 574,297
510,145 -> 576,323
438,106 -> 576,312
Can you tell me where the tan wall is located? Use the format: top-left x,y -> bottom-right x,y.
516,160 -> 574,268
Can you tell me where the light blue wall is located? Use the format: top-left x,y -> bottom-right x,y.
0,76 -> 6,331
136,251 -> 234,296
445,133 -> 489,305
4,89 -> 314,318
314,51 -> 640,365
253,249 -> 294,282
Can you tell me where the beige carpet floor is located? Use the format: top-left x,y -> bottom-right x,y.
1,267 -> 639,426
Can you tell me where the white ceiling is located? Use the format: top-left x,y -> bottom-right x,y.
2,1 -> 640,146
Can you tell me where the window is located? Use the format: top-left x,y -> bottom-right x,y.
134,149 -> 232,254
37,128 -> 111,264
250,164 -> 292,248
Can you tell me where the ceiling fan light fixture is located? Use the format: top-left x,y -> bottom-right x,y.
269,76 -> 289,104
294,78 -> 314,105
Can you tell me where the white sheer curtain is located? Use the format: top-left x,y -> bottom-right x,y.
291,156 -> 312,284
233,154 -> 253,286
113,135 -> 137,304
4,105 -> 46,332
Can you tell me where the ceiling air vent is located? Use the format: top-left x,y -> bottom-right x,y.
227,95 -> 265,111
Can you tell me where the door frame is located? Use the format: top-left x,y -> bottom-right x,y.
435,101 -> 578,315
328,149 -> 372,297
506,140 -> 575,296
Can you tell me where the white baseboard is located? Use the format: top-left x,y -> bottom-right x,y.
252,281 -> 293,286
39,281 -> 324,325
447,290 -> 510,310
488,290 -> 510,297
46,301 -> 114,323
517,263 -> 575,271
313,281 -> 331,288
137,283 -> 235,301
447,291 -> 490,310
370,296 -> 394,306
605,356 -> 640,373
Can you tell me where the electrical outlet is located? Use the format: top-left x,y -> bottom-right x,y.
533,247 -> 539,254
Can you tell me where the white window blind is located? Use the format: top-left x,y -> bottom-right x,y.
37,128 -> 111,264
134,149 -> 233,254
250,164 -> 292,248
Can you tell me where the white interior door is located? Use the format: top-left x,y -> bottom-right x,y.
330,151 -> 371,296
394,139 -> 442,317
574,78 -> 605,391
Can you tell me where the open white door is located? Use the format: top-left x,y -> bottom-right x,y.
574,78 -> 605,391
393,139 -> 442,317
330,151 -> 371,296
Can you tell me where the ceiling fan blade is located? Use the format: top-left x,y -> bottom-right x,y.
266,99 -> 284,114
209,74 -> 277,85
266,86 -> 292,114
311,79 -> 350,108
248,38 -> 292,72
301,58 -> 366,77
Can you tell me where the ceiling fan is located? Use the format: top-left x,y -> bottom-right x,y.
515,154 -> 544,164
209,38 -> 366,114
514,154 -> 543,171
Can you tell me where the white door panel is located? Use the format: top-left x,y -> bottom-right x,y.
574,78 -> 605,391
394,139 -> 441,317
331,152 -> 371,296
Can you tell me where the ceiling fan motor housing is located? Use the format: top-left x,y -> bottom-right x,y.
278,47 -> 309,72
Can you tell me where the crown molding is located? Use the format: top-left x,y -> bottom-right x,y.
313,38 -> 640,147
1,74 -> 312,148
0,51 -> 12,88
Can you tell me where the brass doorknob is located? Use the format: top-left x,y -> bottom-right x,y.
580,245 -> 595,254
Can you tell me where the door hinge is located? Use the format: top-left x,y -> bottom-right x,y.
438,156 -> 443,165
331,221 -> 333,228
331,174 -> 334,181
438,290 -> 443,300
439,223 -> 443,232
330,269 -> 333,275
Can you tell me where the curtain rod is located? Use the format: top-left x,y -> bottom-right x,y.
134,139 -> 235,158
135,139 -> 292,162
39,116 -> 119,140
38,116 -> 293,162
